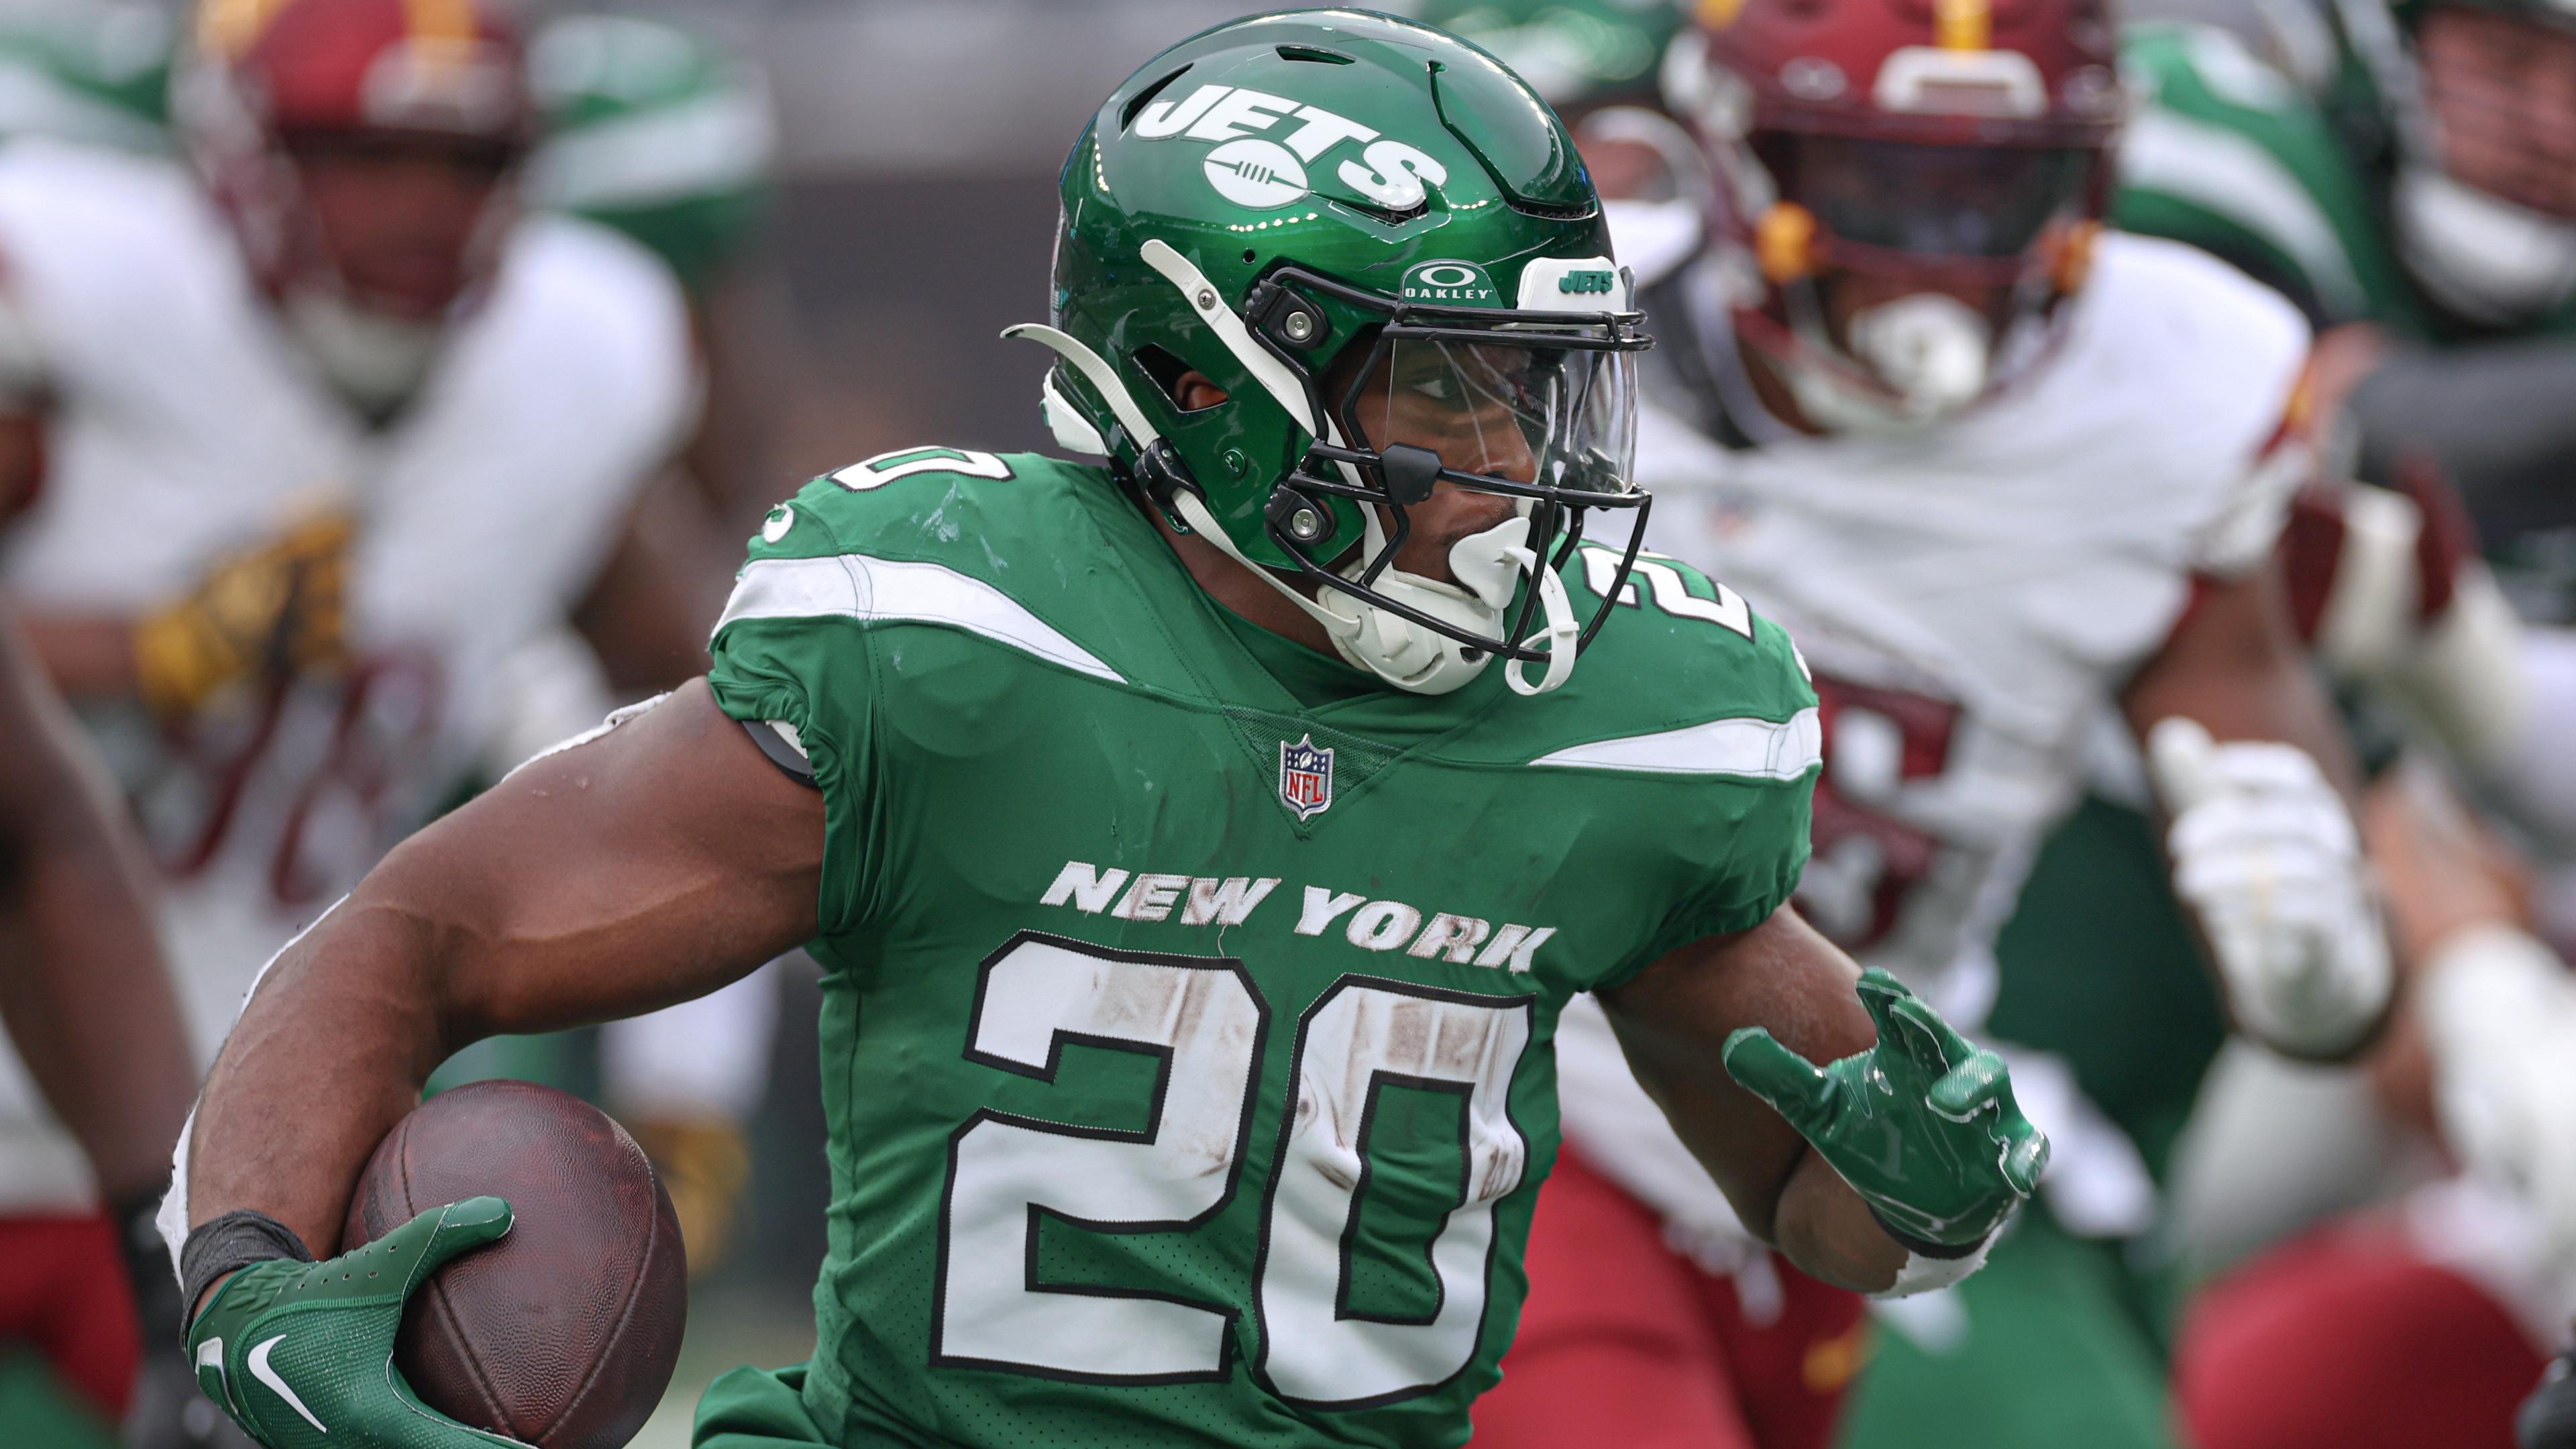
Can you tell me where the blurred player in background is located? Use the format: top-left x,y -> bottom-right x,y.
0,0 -> 789,1281
0,0 -> 698,1383
1426,0 -> 1682,111
0,602 -> 209,1446
2075,0 -> 2576,1440
2117,0 -> 2576,580
1458,2 -> 2413,1448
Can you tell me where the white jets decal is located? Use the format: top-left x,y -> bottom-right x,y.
247,1335 -> 330,1434
1134,83 -> 1450,212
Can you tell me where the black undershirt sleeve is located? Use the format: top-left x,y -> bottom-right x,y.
742,719 -> 818,790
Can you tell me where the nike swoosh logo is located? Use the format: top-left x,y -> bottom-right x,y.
248,1335 -> 329,1434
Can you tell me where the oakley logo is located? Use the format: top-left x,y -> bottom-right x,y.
1401,260 -> 1501,308
1134,83 -> 1449,212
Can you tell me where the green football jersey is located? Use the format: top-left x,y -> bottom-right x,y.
702,447 -> 1819,1448
525,15 -> 775,293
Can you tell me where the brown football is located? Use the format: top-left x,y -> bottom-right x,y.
342,1079 -> 687,1449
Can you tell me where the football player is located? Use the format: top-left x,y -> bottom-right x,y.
1467,1 -> 2401,1447
0,0 -> 695,1228
0,600 -> 205,1444
2118,0 -> 2576,564
158,15 -> 2048,1449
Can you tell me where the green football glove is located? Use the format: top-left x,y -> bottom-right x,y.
184,1197 -> 531,1449
1724,969 -> 2047,1255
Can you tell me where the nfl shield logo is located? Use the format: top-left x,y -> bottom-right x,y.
1279,735 -> 1334,821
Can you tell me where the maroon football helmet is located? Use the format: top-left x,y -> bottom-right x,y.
176,0 -> 533,406
1668,0 -> 2125,429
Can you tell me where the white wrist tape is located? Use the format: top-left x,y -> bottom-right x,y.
1880,1232 -> 1997,1298
2421,922 -> 2575,1177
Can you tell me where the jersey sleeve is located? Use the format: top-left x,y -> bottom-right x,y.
705,474 -> 885,936
1587,599 -> 1822,993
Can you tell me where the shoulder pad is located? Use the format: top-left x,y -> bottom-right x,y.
742,448 -> 1095,565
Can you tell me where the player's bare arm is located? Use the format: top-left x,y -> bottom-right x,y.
181,682 -> 819,1258
0,411 -> 36,523
0,603 -> 193,1203
0,601 -> 207,1442
1601,910 -> 1887,1285
173,682 -> 817,1446
2124,559 -> 2363,801
1605,908 -> 2044,1296
574,482 -> 742,694
2123,556 -> 2393,1060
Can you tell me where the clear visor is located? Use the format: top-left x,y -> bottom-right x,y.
1340,333 -> 1638,502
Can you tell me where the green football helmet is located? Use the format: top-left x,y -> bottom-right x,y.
1012,8 -> 1652,698
1409,0 -> 1684,111
2366,0 -> 2576,321
525,15 -> 776,294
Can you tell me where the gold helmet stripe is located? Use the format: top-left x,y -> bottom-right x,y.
1934,0 -> 1994,50
402,0 -> 482,48
197,0 -> 297,59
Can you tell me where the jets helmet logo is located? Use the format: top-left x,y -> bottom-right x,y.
1134,83 -> 1450,213
1204,139 -> 1308,209
1279,735 -> 1334,820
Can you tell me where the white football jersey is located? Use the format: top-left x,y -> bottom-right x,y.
0,140 -> 692,1209
1558,231 -> 2312,1247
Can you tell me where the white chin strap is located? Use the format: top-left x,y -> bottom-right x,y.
2393,166 -> 2576,325
1170,488 -> 1580,698
1004,246 -> 1582,698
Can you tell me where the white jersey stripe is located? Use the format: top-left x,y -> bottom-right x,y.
2118,107 -> 2367,317
718,553 -> 1124,684
1530,708 -> 1823,780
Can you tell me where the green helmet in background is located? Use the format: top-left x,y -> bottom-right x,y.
2364,0 -> 2576,323
0,0 -> 174,153
526,15 -> 777,293
2386,0 -> 2576,33
1017,8 -> 1652,698
1405,0 -> 1684,110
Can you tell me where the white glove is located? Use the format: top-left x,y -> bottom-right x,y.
2147,718 -> 2394,1059
2420,924 -> 2576,1273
